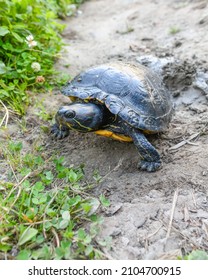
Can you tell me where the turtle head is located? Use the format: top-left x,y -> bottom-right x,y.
55,102 -> 106,132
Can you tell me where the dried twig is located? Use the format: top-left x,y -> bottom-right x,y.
166,187 -> 179,240
99,247 -> 115,260
163,222 -> 208,251
202,221 -> 208,239
169,122 -> 208,151
23,219 -> 52,226
6,172 -> 31,201
191,190 -> 197,208
0,100 -> 9,127
147,224 -> 163,239
169,133 -> 200,151
183,204 -> 190,222
100,158 -> 123,183
42,189 -> 59,239
51,228 -> 60,247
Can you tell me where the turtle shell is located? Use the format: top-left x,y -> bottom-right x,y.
61,62 -> 173,132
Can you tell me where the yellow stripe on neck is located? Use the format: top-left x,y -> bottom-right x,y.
95,130 -> 132,142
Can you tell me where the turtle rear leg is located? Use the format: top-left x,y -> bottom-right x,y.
129,129 -> 162,172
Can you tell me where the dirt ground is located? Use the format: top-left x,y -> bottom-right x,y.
2,0 -> 208,259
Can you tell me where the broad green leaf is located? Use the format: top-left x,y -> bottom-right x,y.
16,249 -> 31,260
187,250 -> 208,260
68,170 -> 78,183
55,247 -> 65,259
18,227 -> 38,246
68,195 -> 81,207
62,211 -> 71,221
0,61 -> 7,74
33,181 -> 44,192
81,203 -> 92,213
85,245 -> 93,256
61,240 -> 71,249
20,167 -> 31,176
0,26 -> 10,36
44,221 -> 53,230
32,197 -> 39,205
0,89 -> 9,97
0,243 -> 12,252
84,234 -> 92,244
77,228 -> 86,240
45,171 -> 54,180
59,219 -> 69,229
12,32 -> 23,42
87,198 -> 100,215
99,194 -> 110,207
31,245 -> 50,260
39,195 -> 47,204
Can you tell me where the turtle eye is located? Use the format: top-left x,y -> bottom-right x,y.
64,110 -> 75,118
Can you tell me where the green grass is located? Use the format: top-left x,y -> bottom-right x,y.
0,141 -> 110,260
169,26 -> 181,35
0,0 -> 85,115
0,0 -> 109,260
0,0 -> 108,260
180,250 -> 208,260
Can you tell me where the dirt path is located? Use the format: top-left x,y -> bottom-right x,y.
53,0 -> 208,259
2,0 -> 208,260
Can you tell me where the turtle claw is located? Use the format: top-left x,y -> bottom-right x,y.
138,160 -> 162,172
51,124 -> 69,139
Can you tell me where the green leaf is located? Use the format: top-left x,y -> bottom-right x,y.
36,234 -> 45,244
61,240 -> 71,249
31,245 -> 50,260
186,250 -> 208,260
77,228 -> 86,240
85,245 -> 93,256
62,211 -> 71,221
16,249 -> 31,260
55,247 -> 65,259
34,156 -> 44,165
0,26 -> 10,36
68,169 -> 78,183
44,221 -> 53,230
59,219 -> 69,229
81,203 -> 92,213
12,32 -> 23,42
20,167 -> 31,176
32,197 -> 39,205
18,227 -> 38,246
22,180 -> 31,191
68,195 -> 81,207
46,208 -> 56,217
99,194 -> 110,207
33,181 -> 44,192
84,234 -> 92,244
39,195 -> 47,203
8,141 -> 23,152
87,198 -> 100,215
0,61 -> 7,74
0,243 -> 12,252
45,171 -> 54,180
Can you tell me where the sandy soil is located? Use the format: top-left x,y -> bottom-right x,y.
2,0 -> 208,259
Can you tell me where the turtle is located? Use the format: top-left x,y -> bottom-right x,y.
51,62 -> 173,172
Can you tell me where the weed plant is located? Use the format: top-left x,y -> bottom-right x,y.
0,141 -> 110,260
0,0 -> 85,115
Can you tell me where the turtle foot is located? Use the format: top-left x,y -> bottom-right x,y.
138,160 -> 162,172
51,124 -> 69,139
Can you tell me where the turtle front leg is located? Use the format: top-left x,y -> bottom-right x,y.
128,129 -> 162,172
51,123 -> 70,139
